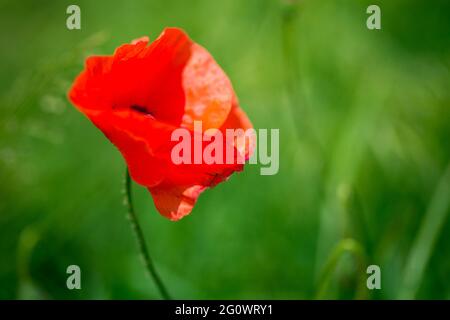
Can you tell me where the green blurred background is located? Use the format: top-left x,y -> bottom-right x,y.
0,0 -> 449,299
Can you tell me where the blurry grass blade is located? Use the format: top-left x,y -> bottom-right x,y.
399,162 -> 450,299
16,226 -> 48,299
316,238 -> 366,299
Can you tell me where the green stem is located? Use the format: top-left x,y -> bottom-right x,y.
124,168 -> 171,300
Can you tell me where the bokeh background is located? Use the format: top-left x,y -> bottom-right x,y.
0,0 -> 449,299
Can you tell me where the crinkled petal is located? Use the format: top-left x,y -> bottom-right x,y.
69,28 -> 193,125
181,43 -> 234,131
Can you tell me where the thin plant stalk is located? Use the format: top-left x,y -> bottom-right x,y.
124,168 -> 171,300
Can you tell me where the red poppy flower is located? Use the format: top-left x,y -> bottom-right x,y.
69,28 -> 253,221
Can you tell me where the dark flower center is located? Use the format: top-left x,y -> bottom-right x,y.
130,105 -> 154,117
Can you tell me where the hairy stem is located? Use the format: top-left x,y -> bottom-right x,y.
124,168 -> 171,300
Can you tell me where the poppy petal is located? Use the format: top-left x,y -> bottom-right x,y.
181,43 -> 234,131
149,184 -> 207,221
220,96 -> 255,161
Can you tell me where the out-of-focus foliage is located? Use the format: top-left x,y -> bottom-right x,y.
0,0 -> 449,299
